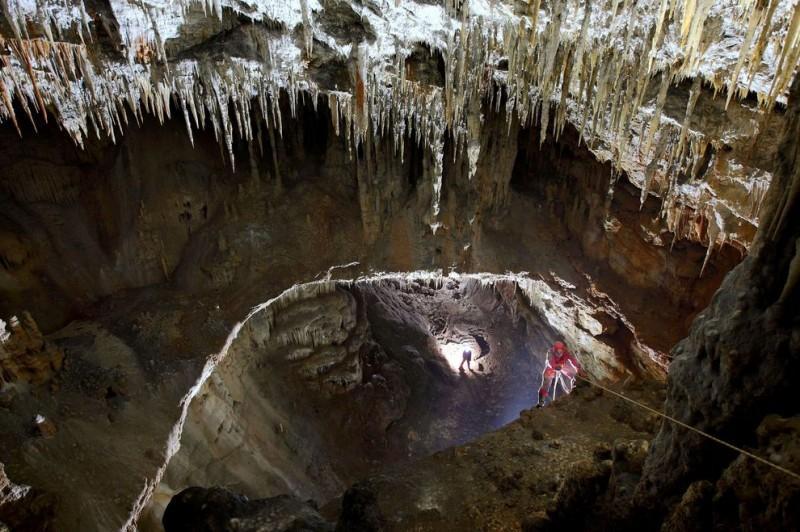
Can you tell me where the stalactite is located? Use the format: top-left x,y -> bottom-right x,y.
0,0 -> 795,260
265,109 -> 281,192
679,0 -> 715,74
300,0 -> 313,58
537,0 -> 566,145
726,0 -> 767,109
0,74 -> 20,134
648,0 -> 672,74
641,68 -> 672,158
674,76 -> 703,177
353,43 -> 369,144
466,96 -> 482,181
766,3 -> 800,111
699,204 -> 724,277
746,0 -> 780,92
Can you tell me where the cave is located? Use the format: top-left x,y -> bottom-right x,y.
1,1 -> 799,532
161,276 -> 580,507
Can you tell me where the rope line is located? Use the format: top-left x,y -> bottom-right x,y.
574,375 -> 800,481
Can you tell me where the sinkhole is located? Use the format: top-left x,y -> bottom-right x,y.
144,271 -> 662,528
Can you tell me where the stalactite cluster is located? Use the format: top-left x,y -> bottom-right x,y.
0,0 -> 797,246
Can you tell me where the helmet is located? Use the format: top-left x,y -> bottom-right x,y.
554,341 -> 566,352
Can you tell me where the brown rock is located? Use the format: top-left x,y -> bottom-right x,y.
0,313 -> 64,387
34,415 -> 57,439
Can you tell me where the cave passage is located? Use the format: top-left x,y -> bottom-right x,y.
158,274 -> 587,515
359,275 -> 550,450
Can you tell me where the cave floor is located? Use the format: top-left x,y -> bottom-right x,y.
324,378 -> 665,531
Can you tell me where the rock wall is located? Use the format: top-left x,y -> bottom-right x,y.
160,283 -> 366,509
512,122 -> 745,344
0,94 -> 739,347
633,76 -> 800,529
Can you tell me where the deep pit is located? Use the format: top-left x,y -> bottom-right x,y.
143,273 -> 666,529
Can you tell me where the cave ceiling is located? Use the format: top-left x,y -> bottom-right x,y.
0,0 -> 798,253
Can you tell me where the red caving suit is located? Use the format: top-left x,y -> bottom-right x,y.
538,344 -> 582,402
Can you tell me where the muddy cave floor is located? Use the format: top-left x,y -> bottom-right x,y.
329,380 -> 664,531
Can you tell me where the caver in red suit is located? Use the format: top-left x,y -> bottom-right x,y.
537,341 -> 582,407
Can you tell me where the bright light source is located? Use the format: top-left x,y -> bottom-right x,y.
438,341 -> 476,372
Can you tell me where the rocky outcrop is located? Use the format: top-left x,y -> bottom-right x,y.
0,462 -> 57,532
162,487 -> 332,532
709,416 -> 800,530
0,312 -> 63,389
659,416 -> 800,532
632,75 -> 800,528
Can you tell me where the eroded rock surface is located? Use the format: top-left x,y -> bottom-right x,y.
160,274 -> 641,523
162,487 -> 332,532
633,76 -> 800,529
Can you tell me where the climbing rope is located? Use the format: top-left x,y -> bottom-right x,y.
574,375 -> 800,482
